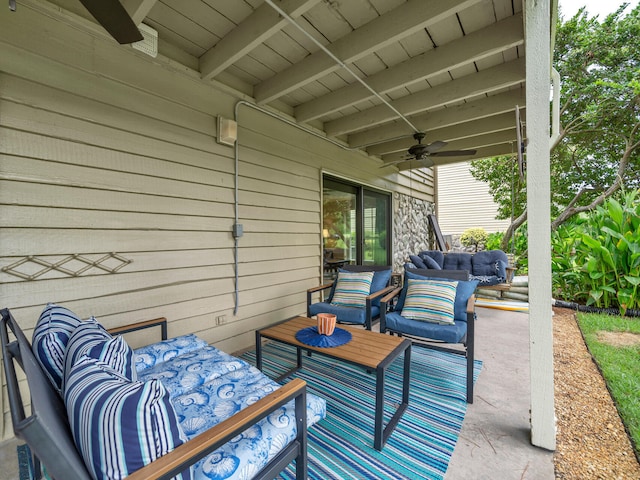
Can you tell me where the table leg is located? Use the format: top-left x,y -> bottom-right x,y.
255,330 -> 263,371
374,342 -> 411,451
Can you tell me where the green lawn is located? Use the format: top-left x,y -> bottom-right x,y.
576,312 -> 640,455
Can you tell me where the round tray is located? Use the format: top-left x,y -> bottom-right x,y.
295,326 -> 352,348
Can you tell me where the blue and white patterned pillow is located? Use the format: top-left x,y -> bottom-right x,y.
330,270 -> 374,308
401,278 -> 458,324
32,303 -> 83,393
64,356 -> 189,480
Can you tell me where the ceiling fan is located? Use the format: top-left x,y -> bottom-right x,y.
78,0 -> 144,44
381,132 -> 478,168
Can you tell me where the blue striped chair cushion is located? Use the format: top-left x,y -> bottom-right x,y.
64,356 -> 189,480
330,270 -> 374,308
63,319 -> 136,391
401,278 -> 458,325
32,303 -> 82,393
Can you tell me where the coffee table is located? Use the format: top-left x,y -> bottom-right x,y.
255,316 -> 411,450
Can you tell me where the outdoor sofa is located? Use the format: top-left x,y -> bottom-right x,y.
0,304 -> 326,480
407,249 -> 512,288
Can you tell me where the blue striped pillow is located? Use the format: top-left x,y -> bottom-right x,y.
32,303 -> 82,393
401,278 -> 458,324
64,356 -> 189,480
330,271 -> 374,308
63,319 -> 136,392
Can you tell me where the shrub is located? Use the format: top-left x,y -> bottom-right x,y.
460,228 -> 488,252
552,190 -> 640,314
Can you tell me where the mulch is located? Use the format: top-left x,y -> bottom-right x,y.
553,307 -> 640,479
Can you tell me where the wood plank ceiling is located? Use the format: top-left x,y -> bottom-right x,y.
47,0 -> 526,171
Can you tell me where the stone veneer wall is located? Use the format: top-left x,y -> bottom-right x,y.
392,192 -> 434,273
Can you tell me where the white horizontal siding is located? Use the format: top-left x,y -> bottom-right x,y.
436,161 -> 510,235
0,4 -> 435,438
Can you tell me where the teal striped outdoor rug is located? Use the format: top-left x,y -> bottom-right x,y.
241,342 -> 482,480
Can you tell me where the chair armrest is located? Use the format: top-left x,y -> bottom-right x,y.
366,285 -> 395,301
380,287 -> 402,307
466,295 -> 476,318
127,378 -> 308,480
108,317 -> 168,340
307,282 -> 334,294
505,266 -> 516,283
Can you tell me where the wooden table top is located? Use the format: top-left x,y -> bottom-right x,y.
258,316 -> 410,370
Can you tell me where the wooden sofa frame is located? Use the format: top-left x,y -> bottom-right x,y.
1,308 -> 308,480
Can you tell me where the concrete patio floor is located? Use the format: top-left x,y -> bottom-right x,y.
446,305 -> 555,479
0,305 -> 554,480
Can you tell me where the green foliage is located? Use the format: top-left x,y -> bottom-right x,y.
460,228 -> 487,252
470,6 -> 640,243
485,227 -> 529,274
552,190 -> 640,314
576,312 -> 640,455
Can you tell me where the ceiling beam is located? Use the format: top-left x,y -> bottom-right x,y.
253,0 -> 483,105
200,0 -> 321,81
368,111 -> 523,155
122,0 -> 158,25
295,13 -> 523,123
349,88 -> 526,147
391,144 -> 515,171
325,57 -> 525,136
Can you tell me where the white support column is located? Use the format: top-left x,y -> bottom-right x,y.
526,0 -> 556,450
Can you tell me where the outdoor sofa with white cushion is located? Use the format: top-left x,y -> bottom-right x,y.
1,304 -> 326,480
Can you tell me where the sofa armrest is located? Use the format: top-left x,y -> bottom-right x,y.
366,285 -> 395,302
127,378 -> 308,480
108,317 -> 168,340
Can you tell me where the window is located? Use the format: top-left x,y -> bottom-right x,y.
322,176 -> 390,277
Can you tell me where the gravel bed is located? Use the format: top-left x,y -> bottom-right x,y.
553,307 -> 640,479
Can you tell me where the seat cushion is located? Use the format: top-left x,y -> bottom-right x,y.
171,359 -> 326,480
309,301 -> 379,325
134,334 -> 209,373
384,311 -> 467,344
64,357 -> 189,480
401,278 -> 457,325
32,303 -> 83,393
330,270 -> 374,308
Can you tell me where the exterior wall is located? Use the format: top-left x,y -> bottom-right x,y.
0,5 -> 433,438
435,161 -> 511,236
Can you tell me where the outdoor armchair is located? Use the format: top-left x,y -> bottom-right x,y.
307,265 -> 394,330
380,268 -> 477,403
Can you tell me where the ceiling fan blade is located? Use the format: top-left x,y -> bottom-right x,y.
429,149 -> 477,157
423,140 -> 448,154
79,0 -> 144,44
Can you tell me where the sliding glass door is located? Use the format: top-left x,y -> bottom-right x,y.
322,176 -> 390,274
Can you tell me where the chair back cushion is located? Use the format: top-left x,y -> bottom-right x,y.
32,303 -> 83,394
330,270 -> 374,308
471,250 -> 509,276
400,278 -> 457,324
442,252 -> 473,271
